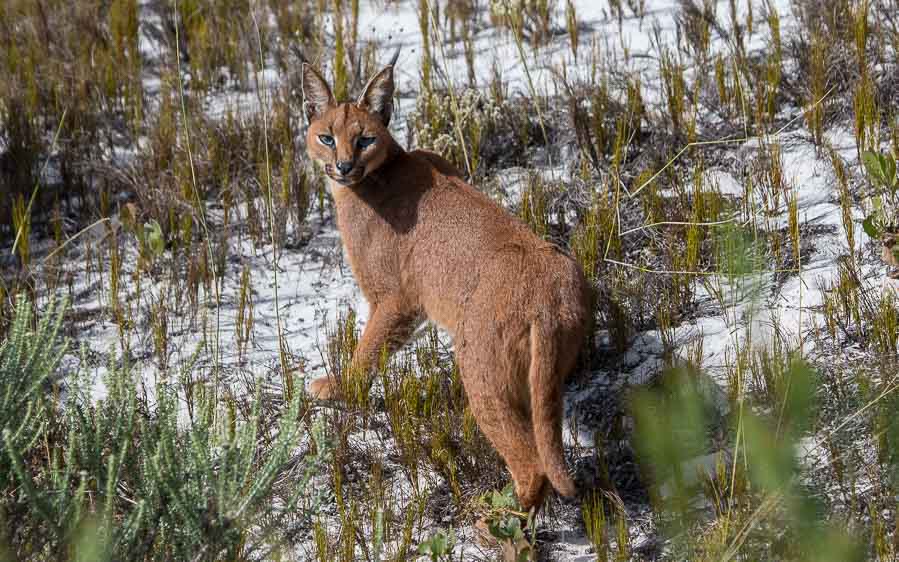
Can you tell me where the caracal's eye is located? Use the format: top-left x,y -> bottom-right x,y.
357,136 -> 376,149
318,134 -> 336,148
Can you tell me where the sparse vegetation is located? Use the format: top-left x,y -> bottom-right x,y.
2,0 -> 899,559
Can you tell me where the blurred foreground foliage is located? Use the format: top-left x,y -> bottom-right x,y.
631,364 -> 865,562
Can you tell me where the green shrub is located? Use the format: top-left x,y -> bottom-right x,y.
0,297 -> 329,561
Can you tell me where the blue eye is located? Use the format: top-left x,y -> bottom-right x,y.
357,136 -> 376,149
318,134 -> 335,147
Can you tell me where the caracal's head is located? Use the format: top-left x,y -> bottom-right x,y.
302,57 -> 398,187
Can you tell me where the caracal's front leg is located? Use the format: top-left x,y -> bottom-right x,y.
308,298 -> 420,400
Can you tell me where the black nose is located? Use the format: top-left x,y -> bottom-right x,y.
336,161 -> 354,176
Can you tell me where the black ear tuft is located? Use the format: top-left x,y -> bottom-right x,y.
357,51 -> 399,126
302,63 -> 335,123
388,45 -> 401,67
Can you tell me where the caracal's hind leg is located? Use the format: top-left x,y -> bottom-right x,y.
464,368 -> 545,561
457,349 -> 548,511
308,299 -> 420,400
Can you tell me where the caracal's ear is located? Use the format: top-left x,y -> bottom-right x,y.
357,48 -> 400,126
302,63 -> 335,123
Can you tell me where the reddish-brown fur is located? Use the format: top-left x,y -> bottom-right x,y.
302,60 -> 592,510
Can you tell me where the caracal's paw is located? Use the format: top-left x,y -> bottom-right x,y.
307,376 -> 339,401
474,517 -> 494,548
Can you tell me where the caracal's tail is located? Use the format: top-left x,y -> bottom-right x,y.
528,323 -> 576,498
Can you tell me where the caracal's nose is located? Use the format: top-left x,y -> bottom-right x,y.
336,161 -> 354,176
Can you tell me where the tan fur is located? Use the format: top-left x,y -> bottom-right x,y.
302,60 -> 592,509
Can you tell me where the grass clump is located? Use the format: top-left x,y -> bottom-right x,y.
0,0 -> 141,235
489,0 -> 556,47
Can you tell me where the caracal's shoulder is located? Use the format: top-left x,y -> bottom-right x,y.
407,149 -> 466,181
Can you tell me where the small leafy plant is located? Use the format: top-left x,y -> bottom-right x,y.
479,484 -> 534,561
860,149 -> 899,274
137,220 -> 166,268
860,150 -> 899,243
417,528 -> 456,561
